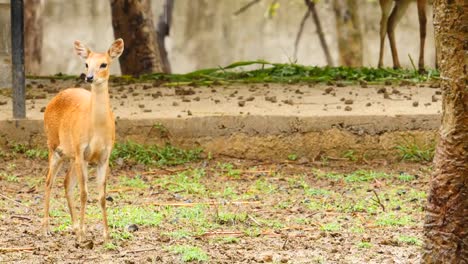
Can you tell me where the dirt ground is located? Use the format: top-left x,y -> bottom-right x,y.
0,149 -> 430,264
0,78 -> 441,120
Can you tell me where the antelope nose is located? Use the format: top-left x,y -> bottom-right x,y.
86,76 -> 94,82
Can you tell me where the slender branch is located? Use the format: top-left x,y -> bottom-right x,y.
294,10 -> 311,58
371,189 -> 386,212
304,0 -> 333,66
0,246 -> 35,252
234,0 -> 262,16
0,193 -> 32,212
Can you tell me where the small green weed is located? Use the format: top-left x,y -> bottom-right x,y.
398,235 -> 422,246
376,213 -> 413,227
305,188 -> 331,196
398,173 -> 416,182
108,205 -> 163,228
250,179 -> 276,194
216,211 -> 247,225
164,229 -> 193,239
168,245 -> 209,262
104,243 -> 118,250
357,242 -> 373,249
119,175 -> 149,189
110,231 -> 133,241
25,148 -> 48,160
157,169 -> 206,195
344,170 -> 390,183
287,154 -> 298,161
342,150 -> 357,161
396,139 -> 435,162
320,222 -> 341,232
210,236 -> 239,244
216,163 -> 241,178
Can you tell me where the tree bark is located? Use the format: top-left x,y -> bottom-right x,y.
110,0 -> 163,75
156,0 -> 174,73
422,0 -> 468,263
332,0 -> 362,67
24,0 -> 43,75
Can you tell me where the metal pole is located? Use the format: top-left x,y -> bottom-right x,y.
11,0 -> 25,119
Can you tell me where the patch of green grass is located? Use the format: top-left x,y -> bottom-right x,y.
216,163 -> 241,179
305,188 -> 332,196
342,150 -> 357,162
344,170 -> 391,182
244,227 -> 261,237
320,222 -> 341,232
168,245 -> 209,262
287,154 -> 298,161
210,236 -> 239,244
110,141 -> 201,166
140,61 -> 438,85
110,230 -> 134,241
396,139 -> 435,162
1,172 -> 19,183
215,211 -> 247,225
25,148 -> 48,160
376,213 -> 414,227
104,243 -> 118,250
157,169 -> 206,195
357,242 -> 373,249
398,173 -> 416,182
164,229 -> 193,239
119,175 -> 149,189
398,235 -> 423,246
108,205 -> 163,228
313,169 -> 343,181
250,179 -> 276,194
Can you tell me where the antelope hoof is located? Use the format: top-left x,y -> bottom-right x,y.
42,221 -> 52,236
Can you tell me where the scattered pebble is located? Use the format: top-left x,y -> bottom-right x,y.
412,101 -> 419,107
344,99 -> 354,105
238,101 -> 246,107
324,87 -> 334,94
344,106 -> 352,111
127,224 -> 139,232
172,102 -> 179,106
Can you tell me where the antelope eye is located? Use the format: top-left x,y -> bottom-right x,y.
85,63 -> 88,68
100,63 -> 107,68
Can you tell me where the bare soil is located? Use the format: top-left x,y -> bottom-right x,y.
0,151 -> 430,263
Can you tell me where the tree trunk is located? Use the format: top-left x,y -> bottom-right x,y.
156,0 -> 174,73
422,0 -> 468,263
24,0 -> 43,75
110,0 -> 163,75
332,0 -> 362,67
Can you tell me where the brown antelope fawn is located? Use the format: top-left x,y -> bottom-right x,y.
42,39 -> 124,242
378,0 -> 427,71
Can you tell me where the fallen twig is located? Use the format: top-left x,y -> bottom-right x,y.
371,189 -> 386,212
149,201 -> 260,207
0,246 -> 35,253
108,187 -> 141,193
247,214 -> 262,226
121,247 -> 158,255
10,215 -> 32,221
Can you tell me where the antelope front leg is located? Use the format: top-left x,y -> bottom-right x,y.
75,159 -> 89,242
96,159 -> 110,242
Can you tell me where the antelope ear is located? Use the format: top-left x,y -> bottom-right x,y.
74,40 -> 91,59
108,38 -> 124,59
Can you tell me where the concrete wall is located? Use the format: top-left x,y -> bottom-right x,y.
18,0 -> 436,75
0,1 -> 12,88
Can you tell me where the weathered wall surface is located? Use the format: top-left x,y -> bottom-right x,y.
36,0 -> 434,75
0,2 -> 12,88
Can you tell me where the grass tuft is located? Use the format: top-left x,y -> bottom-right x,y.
168,245 -> 209,262
110,141 -> 201,166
